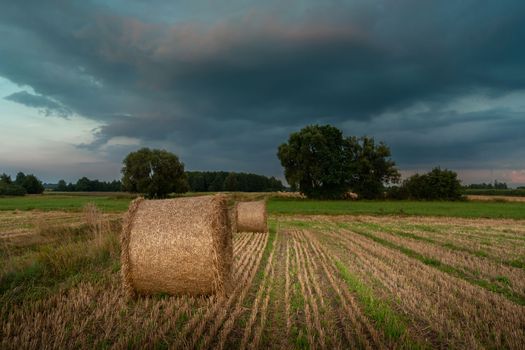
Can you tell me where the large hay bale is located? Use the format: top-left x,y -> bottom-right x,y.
121,195 -> 232,297
235,200 -> 267,232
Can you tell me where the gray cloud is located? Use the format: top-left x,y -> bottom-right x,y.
5,91 -> 72,118
0,0 -> 524,180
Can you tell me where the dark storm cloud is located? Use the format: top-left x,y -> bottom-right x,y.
1,0 -> 525,176
5,91 -> 72,118
380,110 -> 525,169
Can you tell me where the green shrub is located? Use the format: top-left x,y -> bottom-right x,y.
0,182 -> 27,196
389,167 -> 463,200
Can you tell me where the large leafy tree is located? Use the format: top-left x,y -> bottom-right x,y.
346,137 -> 400,199
277,125 -> 348,199
277,125 -> 400,199
121,148 -> 189,198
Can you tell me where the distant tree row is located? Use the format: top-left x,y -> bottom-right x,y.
0,172 -> 44,196
55,177 -> 123,192
465,181 -> 508,190
120,148 -> 285,198
186,171 -> 285,192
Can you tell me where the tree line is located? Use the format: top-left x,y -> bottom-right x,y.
0,172 -> 44,195
186,171 -> 284,192
50,172 -> 284,194
120,149 -> 285,198
464,181 -> 508,190
2,124 -> 470,200
54,178 -> 123,192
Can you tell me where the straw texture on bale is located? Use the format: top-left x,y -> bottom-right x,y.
121,195 -> 232,297
235,200 -> 268,233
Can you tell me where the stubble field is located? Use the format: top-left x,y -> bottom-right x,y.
1,196 -> 525,349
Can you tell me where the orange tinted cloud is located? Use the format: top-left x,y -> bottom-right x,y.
510,170 -> 525,184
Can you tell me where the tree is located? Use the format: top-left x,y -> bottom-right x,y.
400,167 -> 462,200
14,172 -> 44,194
0,173 -> 12,185
0,173 -> 26,196
277,125 -> 399,199
224,172 -> 238,191
121,148 -> 189,198
75,177 -> 92,192
346,136 -> 400,199
15,172 -> 26,185
22,174 -> 45,194
209,174 -> 225,192
56,180 -> 67,191
278,125 -> 349,199
494,180 -> 508,190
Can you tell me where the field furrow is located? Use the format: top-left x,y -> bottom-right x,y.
292,230 -> 327,349
247,242 -> 277,350
318,225 -> 525,349
201,233 -> 269,350
284,238 -> 292,338
356,226 -> 525,296
178,231 -> 268,349
292,233 -> 317,348
340,225 -> 525,304
352,216 -> 525,251
294,230 -> 345,349
238,232 -> 277,350
346,220 -> 525,262
355,219 -> 525,264
234,233 -> 252,255
302,229 -> 388,350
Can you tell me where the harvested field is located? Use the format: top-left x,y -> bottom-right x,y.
467,195 -> 525,202
0,210 -> 120,238
2,207 -> 525,349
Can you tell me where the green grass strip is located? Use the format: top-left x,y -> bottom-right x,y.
267,197 -> 525,219
334,259 -> 426,349
342,225 -> 525,306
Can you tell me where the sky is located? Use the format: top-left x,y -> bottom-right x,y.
0,0 -> 524,186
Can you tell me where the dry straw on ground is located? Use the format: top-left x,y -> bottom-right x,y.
121,195 -> 233,297
235,200 -> 268,233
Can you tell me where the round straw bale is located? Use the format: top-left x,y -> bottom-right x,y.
121,195 -> 232,297
235,200 -> 267,232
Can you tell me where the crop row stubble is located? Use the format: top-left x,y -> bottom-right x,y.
315,223 -> 525,349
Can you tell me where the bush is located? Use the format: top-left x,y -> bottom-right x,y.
385,185 -> 408,200
14,172 -> 45,194
0,182 -> 27,196
393,167 -> 463,200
